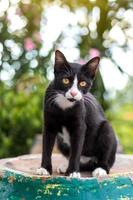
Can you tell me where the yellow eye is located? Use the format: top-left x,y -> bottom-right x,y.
62,78 -> 70,85
79,81 -> 87,87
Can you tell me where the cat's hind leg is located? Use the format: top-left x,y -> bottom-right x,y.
79,156 -> 98,172
92,121 -> 117,177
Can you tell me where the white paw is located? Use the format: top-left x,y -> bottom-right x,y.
36,167 -> 50,176
69,172 -> 81,178
92,167 -> 107,178
57,163 -> 68,174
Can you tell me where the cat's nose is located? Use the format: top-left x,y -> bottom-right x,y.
70,90 -> 78,97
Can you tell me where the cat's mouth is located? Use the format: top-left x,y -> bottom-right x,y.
67,98 -> 77,102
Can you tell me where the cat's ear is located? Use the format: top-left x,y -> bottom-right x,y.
55,50 -> 67,65
82,57 -> 100,79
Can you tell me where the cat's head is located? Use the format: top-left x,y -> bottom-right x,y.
53,50 -> 100,109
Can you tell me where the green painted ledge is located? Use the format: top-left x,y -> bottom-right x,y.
0,168 -> 133,200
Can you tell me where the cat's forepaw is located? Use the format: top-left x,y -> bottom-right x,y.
69,172 -> 81,178
57,163 -> 67,174
92,167 -> 107,178
36,167 -> 50,176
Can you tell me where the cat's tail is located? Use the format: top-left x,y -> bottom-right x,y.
56,134 -> 70,158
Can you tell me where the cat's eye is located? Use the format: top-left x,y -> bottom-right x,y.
79,81 -> 87,87
62,78 -> 70,85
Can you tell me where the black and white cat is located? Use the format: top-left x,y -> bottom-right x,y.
37,50 -> 117,178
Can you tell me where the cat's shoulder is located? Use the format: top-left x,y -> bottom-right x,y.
84,92 -> 104,113
84,92 -> 98,103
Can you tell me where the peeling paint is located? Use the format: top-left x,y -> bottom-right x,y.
0,170 -> 133,199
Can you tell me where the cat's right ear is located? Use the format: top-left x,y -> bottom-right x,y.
82,57 -> 100,79
55,50 -> 67,66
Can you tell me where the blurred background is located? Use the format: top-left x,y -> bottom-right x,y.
0,0 -> 133,158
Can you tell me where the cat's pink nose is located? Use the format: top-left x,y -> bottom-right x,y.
70,90 -> 78,97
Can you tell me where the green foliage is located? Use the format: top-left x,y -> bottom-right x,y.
0,75 -> 48,158
110,104 -> 133,154
91,71 -> 110,110
106,81 -> 133,154
0,0 -> 132,80
0,0 -> 51,80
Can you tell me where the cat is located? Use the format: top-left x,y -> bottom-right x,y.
37,50 -> 117,178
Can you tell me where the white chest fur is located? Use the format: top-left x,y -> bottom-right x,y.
55,94 -> 75,110
58,126 -> 70,146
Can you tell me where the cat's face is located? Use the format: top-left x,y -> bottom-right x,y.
53,50 -> 100,109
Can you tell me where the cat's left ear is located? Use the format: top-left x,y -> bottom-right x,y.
55,50 -> 67,65
82,57 -> 100,79
54,50 -> 68,73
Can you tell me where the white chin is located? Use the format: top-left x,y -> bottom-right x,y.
55,94 -> 75,110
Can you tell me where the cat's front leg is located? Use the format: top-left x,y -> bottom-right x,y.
37,125 -> 57,175
66,124 -> 86,178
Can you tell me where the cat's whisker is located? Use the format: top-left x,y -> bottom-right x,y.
46,91 -> 57,96
48,100 -> 55,108
47,95 -> 56,102
48,100 -> 55,107
47,90 -> 57,93
84,98 -> 95,107
46,95 -> 57,107
83,96 -> 97,108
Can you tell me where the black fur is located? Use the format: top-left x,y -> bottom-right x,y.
41,50 -> 117,175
